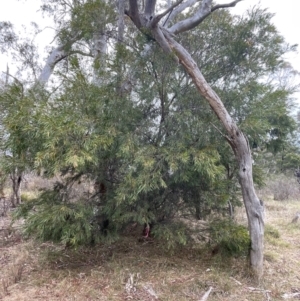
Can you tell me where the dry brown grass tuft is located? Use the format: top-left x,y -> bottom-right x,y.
1,194 -> 300,300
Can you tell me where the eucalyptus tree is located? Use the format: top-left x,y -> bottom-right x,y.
1,0 -> 298,279
119,0 -> 293,279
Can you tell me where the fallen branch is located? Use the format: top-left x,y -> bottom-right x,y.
230,277 -> 242,286
247,287 -> 271,293
143,284 -> 158,299
282,292 -> 300,299
199,286 -> 213,301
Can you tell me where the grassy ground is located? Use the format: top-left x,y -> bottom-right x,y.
1,196 -> 300,300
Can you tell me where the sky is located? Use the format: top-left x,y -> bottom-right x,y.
226,0 -> 300,72
0,0 -> 299,80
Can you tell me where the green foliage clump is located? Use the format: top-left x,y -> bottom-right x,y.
209,219 -> 250,256
151,222 -> 188,251
20,192 -> 36,203
14,188 -> 100,247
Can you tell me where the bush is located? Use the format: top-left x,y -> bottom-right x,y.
20,192 -> 36,203
209,219 -> 250,256
151,222 -> 188,250
13,189 -> 104,247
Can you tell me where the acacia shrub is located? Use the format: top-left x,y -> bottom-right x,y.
209,219 -> 250,256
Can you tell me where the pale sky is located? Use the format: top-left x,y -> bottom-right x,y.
0,0 -> 299,76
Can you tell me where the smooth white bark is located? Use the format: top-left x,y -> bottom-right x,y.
37,45 -> 67,85
91,31 -> 107,85
165,0 -> 198,27
168,0 -> 213,34
168,0 -> 243,34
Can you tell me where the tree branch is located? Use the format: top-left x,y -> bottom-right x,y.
168,0 -> 213,34
37,45 -> 68,85
37,33 -> 82,85
162,27 -> 234,133
151,0 -> 184,27
169,0 -> 243,34
152,26 -> 177,60
212,0 -> 244,12
69,49 -> 93,57
199,287 -> 213,301
164,0 -> 199,27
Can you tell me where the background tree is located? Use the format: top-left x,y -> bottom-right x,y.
0,81 -> 41,206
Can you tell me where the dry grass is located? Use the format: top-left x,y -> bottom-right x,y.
1,196 -> 300,300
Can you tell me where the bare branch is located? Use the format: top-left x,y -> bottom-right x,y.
152,26 -> 177,61
282,292 -> 300,299
151,0 -> 184,27
169,0 -> 243,34
69,49 -> 93,57
162,27 -> 234,132
37,45 -> 68,85
212,0 -> 244,12
210,122 -> 228,140
199,287 -> 213,301
37,33 -> 82,85
164,0 -> 199,27
168,0 -> 213,34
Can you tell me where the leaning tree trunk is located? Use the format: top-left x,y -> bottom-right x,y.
163,33 -> 264,280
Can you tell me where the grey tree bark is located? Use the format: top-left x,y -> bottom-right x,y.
118,0 -> 125,42
10,168 -> 22,207
37,45 -> 68,85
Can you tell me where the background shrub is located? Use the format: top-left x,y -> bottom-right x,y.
209,219 -> 250,256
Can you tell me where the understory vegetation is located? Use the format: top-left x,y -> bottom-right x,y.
1,178 -> 300,300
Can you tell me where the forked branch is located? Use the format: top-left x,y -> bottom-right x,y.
168,0 -> 243,34
151,0 -> 184,26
